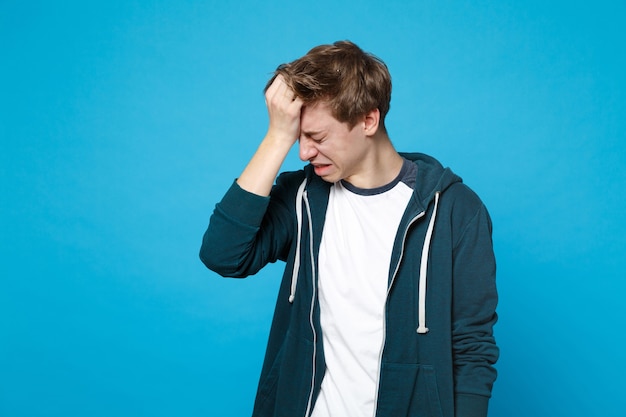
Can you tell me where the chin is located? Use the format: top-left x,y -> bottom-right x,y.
318,173 -> 340,184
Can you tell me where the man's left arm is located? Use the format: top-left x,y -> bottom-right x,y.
451,201 -> 499,417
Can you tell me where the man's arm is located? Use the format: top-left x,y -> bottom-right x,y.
236,75 -> 303,196
451,199 -> 499,417
199,76 -> 303,276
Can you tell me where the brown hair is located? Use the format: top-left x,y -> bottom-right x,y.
265,40 -> 392,130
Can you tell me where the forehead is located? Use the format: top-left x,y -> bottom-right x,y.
300,102 -> 343,132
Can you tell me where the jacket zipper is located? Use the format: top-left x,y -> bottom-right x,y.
371,210 -> 425,417
303,191 -> 318,417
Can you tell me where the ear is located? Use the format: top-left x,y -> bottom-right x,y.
362,108 -> 380,136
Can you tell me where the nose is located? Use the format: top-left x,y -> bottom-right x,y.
299,137 -> 318,161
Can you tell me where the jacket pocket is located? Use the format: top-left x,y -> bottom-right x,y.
253,331 -> 315,417
376,363 -> 444,417
274,332 -> 315,416
253,340 -> 287,416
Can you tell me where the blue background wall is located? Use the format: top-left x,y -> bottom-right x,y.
1,1 -> 624,416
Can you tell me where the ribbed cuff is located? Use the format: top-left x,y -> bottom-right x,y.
455,393 -> 490,417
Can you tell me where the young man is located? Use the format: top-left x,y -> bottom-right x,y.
200,41 -> 498,417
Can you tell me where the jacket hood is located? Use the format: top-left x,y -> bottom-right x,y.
399,152 -> 463,209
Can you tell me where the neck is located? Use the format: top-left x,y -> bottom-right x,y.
344,132 -> 404,189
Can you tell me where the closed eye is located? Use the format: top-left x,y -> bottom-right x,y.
302,130 -> 325,142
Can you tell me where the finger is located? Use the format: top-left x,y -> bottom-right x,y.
264,75 -> 283,100
277,81 -> 296,103
270,75 -> 298,102
290,96 -> 303,110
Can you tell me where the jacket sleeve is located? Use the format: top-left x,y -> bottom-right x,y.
199,173 -> 300,278
450,197 -> 499,417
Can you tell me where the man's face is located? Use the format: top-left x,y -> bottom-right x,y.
299,102 -> 369,184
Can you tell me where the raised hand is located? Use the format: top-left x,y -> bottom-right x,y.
264,75 -> 303,147
235,75 -> 304,196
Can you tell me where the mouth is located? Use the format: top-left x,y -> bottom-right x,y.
312,163 -> 332,176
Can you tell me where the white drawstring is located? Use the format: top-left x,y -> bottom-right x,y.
417,191 -> 440,334
291,178 -> 440,334
289,178 -> 308,303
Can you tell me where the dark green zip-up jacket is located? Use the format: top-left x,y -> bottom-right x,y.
200,153 -> 498,417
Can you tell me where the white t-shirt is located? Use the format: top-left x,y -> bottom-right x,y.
311,159 -> 416,417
